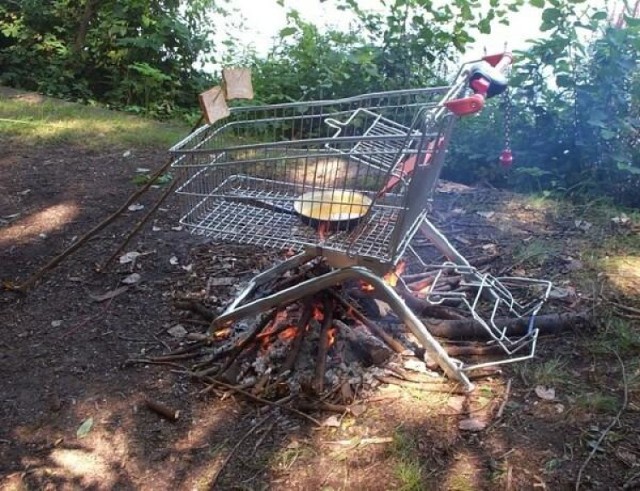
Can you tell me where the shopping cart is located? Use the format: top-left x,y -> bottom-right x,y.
170,53 -> 550,390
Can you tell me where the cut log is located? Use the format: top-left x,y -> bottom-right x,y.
334,320 -> 392,366
174,299 -> 215,321
332,292 -> 406,354
424,311 -> 591,340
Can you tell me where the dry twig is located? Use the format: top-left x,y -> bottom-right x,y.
198,376 -> 322,426
210,413 -> 272,488
575,350 -> 628,491
496,378 -> 512,419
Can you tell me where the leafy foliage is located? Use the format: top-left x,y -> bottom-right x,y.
2,0 -> 638,205
446,2 -> 640,205
0,0 -> 222,118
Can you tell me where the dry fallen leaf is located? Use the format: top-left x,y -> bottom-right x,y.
76,417 -> 94,438
349,404 -> 367,417
322,415 -> 341,427
476,211 -> 495,219
121,273 -> 141,285
535,385 -> 556,401
119,251 -> 141,264
458,418 -> 487,432
89,286 -> 129,302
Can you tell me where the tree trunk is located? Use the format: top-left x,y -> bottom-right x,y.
73,0 -> 99,56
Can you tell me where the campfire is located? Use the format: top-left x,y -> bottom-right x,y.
129,244 -> 561,417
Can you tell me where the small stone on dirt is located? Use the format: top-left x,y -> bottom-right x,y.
169,256 -> 179,266
322,415 -> 341,427
167,324 -> 188,338
458,418 -> 487,432
535,385 -> 556,401
51,320 -> 62,328
121,273 -> 141,285
128,203 -> 144,211
119,251 -> 141,264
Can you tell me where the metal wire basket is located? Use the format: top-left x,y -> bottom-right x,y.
170,84 -> 465,272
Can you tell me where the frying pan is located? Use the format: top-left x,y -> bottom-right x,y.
231,189 -> 372,231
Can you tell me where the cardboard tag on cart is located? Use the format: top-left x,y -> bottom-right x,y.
198,86 -> 230,124
222,67 -> 254,100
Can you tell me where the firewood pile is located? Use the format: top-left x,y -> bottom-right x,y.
127,241 -> 586,416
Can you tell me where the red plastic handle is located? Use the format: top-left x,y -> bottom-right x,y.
483,52 -> 513,73
444,93 -> 485,116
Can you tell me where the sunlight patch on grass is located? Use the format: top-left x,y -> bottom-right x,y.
601,255 -> 640,296
443,450 -> 482,491
0,95 -> 188,148
390,429 -> 424,491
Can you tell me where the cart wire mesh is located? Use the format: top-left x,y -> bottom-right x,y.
170,84 -> 465,269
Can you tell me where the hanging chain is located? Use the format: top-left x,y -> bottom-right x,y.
503,86 -> 512,151
500,48 -> 514,168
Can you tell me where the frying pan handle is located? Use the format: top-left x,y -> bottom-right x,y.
226,197 -> 296,215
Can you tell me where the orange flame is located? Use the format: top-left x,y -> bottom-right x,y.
383,260 -> 406,288
278,326 -> 298,341
213,327 -> 232,339
327,327 -> 337,347
360,281 -> 375,292
313,305 -> 324,322
317,222 -> 329,241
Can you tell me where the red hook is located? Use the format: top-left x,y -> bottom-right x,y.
500,149 -> 513,168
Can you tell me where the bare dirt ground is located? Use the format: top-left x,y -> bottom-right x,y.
1,132 -> 640,490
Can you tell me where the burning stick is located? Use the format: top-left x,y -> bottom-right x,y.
313,296 -> 334,394
278,298 -> 314,377
332,292 -> 406,354
408,274 -> 461,293
194,309 -> 278,378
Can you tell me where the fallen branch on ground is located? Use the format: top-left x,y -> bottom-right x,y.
424,311 -> 591,340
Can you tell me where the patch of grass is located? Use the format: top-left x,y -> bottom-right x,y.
575,392 -> 620,414
0,92 -> 188,148
516,357 -> 569,387
512,238 -> 562,268
394,460 -> 424,491
270,445 -> 315,472
588,317 -> 640,356
390,428 -> 424,491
